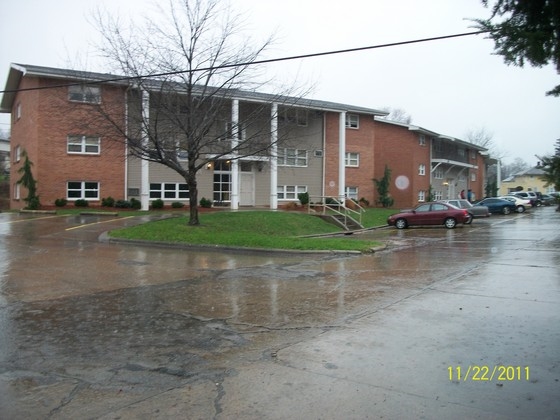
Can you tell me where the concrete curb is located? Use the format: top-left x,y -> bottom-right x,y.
100,232 -> 377,256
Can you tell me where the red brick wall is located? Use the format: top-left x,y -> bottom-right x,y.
323,112 -> 375,203
10,76 -> 127,209
373,121 -> 430,209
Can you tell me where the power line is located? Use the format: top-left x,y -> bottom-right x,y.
0,30 -> 490,95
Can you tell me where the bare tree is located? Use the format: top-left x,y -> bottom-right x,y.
89,0 -> 296,225
379,107 -> 412,124
502,157 -> 530,179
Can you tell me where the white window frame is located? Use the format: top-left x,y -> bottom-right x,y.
220,122 -> 247,142
13,183 -> 20,200
345,152 -> 359,167
418,164 -> 426,176
418,134 -> 426,146
345,114 -> 359,129
68,85 -> 101,104
471,172 -> 477,182
67,181 -> 99,200
434,168 -> 443,179
418,190 -> 425,202
277,185 -> 307,200
150,182 -> 189,200
278,148 -> 308,167
16,102 -> 21,120
67,135 -> 101,155
434,190 -> 443,200
13,145 -> 21,163
345,186 -> 358,200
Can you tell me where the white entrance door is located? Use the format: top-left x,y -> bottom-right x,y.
239,172 -> 255,206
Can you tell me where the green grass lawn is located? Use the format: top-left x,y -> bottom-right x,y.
109,209 -> 394,252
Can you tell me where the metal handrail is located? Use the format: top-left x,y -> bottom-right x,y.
307,196 -> 364,227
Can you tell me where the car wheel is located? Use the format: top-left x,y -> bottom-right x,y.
465,213 -> 473,224
444,217 -> 457,229
502,206 -> 511,215
395,218 -> 407,229
517,205 -> 525,213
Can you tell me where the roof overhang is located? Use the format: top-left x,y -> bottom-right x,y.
1,63 -> 389,117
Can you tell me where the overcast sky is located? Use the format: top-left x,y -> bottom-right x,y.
1,0 -> 559,165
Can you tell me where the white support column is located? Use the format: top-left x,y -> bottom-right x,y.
496,159 -> 502,192
231,99 -> 239,210
270,103 -> 278,210
140,89 -> 150,211
338,111 -> 346,202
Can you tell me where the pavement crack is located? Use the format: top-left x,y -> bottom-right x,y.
47,381 -> 89,418
212,380 -> 226,420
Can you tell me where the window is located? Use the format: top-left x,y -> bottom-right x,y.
213,160 -> 231,202
419,134 -> 426,146
432,203 -> 447,211
345,152 -> 359,167
16,103 -> 21,120
13,183 -> 20,200
434,168 -> 443,179
68,85 -> 101,104
150,183 -> 189,199
67,135 -> 100,154
277,185 -> 307,200
416,204 -> 431,212
13,145 -> 21,163
345,114 -> 359,129
418,164 -> 426,176
418,190 -> 425,202
220,122 -> 246,142
345,186 -> 358,200
278,108 -> 308,126
471,172 -> 477,182
278,148 -> 308,167
434,190 -> 443,200
67,181 -> 99,200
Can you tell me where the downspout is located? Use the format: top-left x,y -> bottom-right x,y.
322,111 -> 326,198
270,103 -> 278,210
124,87 -> 129,200
231,99 -> 239,210
338,111 -> 346,201
140,88 -> 150,211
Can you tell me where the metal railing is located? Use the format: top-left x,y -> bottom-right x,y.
307,196 -> 364,227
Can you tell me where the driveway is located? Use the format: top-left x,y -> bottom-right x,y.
0,209 -> 559,419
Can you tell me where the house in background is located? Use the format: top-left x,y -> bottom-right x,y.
1,63 -> 491,211
500,166 -> 555,195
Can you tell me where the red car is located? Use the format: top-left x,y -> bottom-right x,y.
387,202 -> 472,229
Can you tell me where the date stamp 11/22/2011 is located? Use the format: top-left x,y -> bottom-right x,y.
448,366 -> 530,382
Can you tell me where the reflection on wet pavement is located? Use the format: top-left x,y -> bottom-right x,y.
0,209 -> 559,418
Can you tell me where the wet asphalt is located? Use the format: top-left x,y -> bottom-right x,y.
0,208 -> 559,419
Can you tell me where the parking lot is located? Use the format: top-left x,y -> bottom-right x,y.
0,207 -> 559,419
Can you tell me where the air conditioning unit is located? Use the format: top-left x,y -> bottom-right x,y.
314,150 -> 323,158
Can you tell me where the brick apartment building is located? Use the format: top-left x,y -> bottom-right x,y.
1,63 -> 489,211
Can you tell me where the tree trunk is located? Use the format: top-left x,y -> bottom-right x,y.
187,170 -> 200,225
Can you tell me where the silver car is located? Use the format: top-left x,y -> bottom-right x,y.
438,199 -> 490,223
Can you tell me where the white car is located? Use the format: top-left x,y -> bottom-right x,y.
498,196 -> 532,213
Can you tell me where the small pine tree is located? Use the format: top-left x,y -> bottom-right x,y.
373,165 -> 394,208
17,150 -> 40,210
